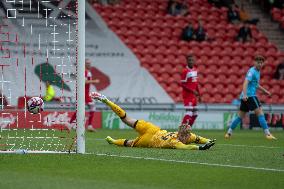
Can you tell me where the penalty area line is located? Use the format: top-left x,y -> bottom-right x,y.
90,153 -> 284,172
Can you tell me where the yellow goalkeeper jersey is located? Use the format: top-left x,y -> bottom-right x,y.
131,120 -> 180,148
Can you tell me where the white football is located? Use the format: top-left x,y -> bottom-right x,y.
27,97 -> 44,114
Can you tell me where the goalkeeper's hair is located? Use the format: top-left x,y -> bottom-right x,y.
177,124 -> 192,144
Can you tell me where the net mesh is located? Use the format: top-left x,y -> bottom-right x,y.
0,0 -> 79,153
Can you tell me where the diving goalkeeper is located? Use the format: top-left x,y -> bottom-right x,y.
91,92 -> 215,150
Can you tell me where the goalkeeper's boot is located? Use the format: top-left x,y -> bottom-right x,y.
105,136 -> 114,144
90,92 -> 107,102
208,139 -> 217,143
266,134 -> 277,140
199,141 -> 215,150
224,133 -> 231,139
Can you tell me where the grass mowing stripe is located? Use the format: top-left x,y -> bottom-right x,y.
92,153 -> 284,172
91,138 -> 283,149
217,143 -> 283,149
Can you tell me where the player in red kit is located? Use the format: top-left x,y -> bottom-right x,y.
70,59 -> 100,131
180,55 -> 201,126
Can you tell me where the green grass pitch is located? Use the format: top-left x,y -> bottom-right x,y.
0,129 -> 283,189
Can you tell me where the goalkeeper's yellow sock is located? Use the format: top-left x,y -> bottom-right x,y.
104,99 -> 126,119
112,139 -> 128,146
106,136 -> 128,146
188,133 -> 210,144
175,143 -> 199,150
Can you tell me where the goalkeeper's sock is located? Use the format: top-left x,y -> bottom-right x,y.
188,133 -> 209,144
175,143 -> 199,150
105,136 -> 128,146
105,100 -> 126,119
113,139 -> 128,146
258,115 -> 270,135
227,116 -> 242,134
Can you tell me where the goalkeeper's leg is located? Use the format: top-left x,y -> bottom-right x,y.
105,136 -> 133,147
187,133 -> 213,144
91,92 -> 137,128
175,141 -> 215,150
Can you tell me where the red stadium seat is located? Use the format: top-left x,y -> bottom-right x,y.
212,83 -> 224,94
203,83 -> 214,93
270,85 -> 281,96
149,63 -> 161,74
211,93 -> 223,103
201,93 -> 211,103
153,46 -> 166,55
228,65 -> 241,75
161,64 -> 174,74
231,56 -> 242,64
168,82 -> 181,92
168,92 -> 178,101
154,53 -> 165,62
199,55 -> 209,64
207,64 -> 219,74
173,64 -> 184,73
223,93 -> 234,103
208,56 -> 220,65
238,67 -> 248,76
262,65 -> 274,75
198,64 -> 207,74
178,45 -> 190,56
172,72 -> 181,81
216,74 -> 228,84
159,81 -> 169,89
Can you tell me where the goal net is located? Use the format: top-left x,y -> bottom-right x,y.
0,0 -> 84,154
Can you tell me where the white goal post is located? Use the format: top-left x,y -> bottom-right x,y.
76,0 -> 86,154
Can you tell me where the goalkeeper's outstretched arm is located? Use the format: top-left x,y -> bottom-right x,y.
90,92 -> 137,128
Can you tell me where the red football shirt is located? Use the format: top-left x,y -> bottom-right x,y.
181,67 -> 198,98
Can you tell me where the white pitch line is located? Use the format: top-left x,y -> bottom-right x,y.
94,153 -> 284,172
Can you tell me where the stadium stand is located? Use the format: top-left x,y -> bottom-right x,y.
93,0 -> 284,104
